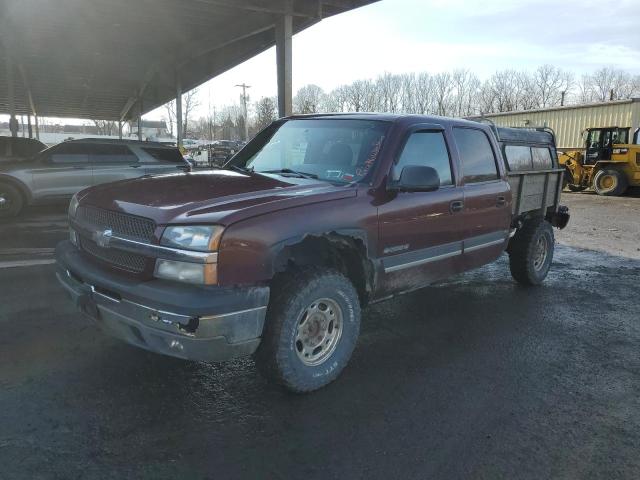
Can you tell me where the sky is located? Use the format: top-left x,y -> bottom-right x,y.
4,0 -> 640,125
144,0 -> 640,121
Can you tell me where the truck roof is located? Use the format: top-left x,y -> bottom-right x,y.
285,112 -> 492,128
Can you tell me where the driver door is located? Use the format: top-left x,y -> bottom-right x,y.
377,127 -> 466,294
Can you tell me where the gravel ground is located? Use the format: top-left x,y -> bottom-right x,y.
556,190 -> 640,259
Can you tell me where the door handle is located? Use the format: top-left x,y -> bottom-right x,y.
129,165 -> 141,168
450,200 -> 464,213
496,196 -> 506,207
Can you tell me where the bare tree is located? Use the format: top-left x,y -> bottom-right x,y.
182,88 -> 201,137
293,84 -> 324,114
255,96 -> 277,130
164,101 -> 175,137
92,119 -> 117,136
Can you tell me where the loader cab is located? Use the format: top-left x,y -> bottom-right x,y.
584,127 -> 629,164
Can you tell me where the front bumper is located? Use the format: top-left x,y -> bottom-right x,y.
55,241 -> 269,362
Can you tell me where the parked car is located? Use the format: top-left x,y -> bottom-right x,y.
0,136 -> 47,164
208,140 -> 242,166
0,139 -> 188,217
56,114 -> 569,392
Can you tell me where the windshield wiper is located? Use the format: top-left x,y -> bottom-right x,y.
227,165 -> 254,174
262,168 -> 318,179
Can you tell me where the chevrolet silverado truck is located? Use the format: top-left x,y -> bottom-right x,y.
56,114 -> 569,392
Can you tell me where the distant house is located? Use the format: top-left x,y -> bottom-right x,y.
129,120 -> 171,140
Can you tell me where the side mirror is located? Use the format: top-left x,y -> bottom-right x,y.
390,165 -> 440,192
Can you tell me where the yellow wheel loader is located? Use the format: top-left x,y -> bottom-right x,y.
558,127 -> 640,196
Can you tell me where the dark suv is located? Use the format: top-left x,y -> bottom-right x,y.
0,139 -> 187,217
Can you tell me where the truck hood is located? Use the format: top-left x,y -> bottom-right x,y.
79,169 -> 357,225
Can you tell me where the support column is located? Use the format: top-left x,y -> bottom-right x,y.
5,46 -> 18,137
276,11 -> 293,118
34,114 -> 39,140
27,114 -> 32,138
176,77 -> 183,147
118,121 -> 123,139
137,101 -> 143,141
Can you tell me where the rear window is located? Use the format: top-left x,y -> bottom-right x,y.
452,127 -> 499,183
142,147 -> 184,163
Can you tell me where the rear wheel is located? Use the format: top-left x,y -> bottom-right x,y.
256,267 -> 361,393
0,182 -> 24,218
508,219 -> 554,286
593,169 -> 627,196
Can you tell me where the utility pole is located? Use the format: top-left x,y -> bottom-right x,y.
235,83 -> 251,141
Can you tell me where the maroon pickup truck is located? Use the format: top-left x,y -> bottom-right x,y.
56,114 -> 569,392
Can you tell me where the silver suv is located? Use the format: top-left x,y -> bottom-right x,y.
0,139 -> 188,217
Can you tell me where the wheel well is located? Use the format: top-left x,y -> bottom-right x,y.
0,175 -> 30,205
273,234 -> 374,306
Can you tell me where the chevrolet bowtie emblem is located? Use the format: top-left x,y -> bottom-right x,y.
93,229 -> 113,248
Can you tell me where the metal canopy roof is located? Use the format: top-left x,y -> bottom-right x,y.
0,0 -> 376,121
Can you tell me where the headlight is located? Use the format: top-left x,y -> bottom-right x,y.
160,225 -> 224,252
68,193 -> 79,217
155,259 -> 217,285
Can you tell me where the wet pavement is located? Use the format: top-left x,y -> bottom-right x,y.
1,207 -> 639,479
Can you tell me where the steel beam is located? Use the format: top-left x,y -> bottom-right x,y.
276,7 -> 293,118
176,76 -> 183,147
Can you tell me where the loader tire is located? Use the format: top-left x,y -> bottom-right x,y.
593,169 -> 627,196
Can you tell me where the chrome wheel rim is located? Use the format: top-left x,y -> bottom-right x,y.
295,298 -> 343,366
0,194 -> 9,210
533,235 -> 548,271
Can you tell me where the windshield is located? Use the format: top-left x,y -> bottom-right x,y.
229,119 -> 389,184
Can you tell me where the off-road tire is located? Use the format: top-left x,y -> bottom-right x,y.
508,219 -> 554,286
0,182 -> 24,218
255,267 -> 361,393
593,169 -> 627,196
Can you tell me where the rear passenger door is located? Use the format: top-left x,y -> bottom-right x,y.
378,127 -> 466,292
90,144 -> 143,185
451,127 -> 511,270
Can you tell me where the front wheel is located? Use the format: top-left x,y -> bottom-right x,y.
256,267 -> 361,393
0,182 -> 24,218
508,219 -> 554,286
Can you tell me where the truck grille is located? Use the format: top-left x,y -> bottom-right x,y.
76,206 -> 155,242
79,236 -> 147,273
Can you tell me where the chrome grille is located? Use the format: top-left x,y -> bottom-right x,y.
76,206 -> 155,242
79,237 -> 147,273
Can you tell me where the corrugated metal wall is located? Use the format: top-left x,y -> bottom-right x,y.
478,99 -> 640,148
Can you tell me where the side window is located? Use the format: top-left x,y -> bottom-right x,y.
89,144 -> 137,163
504,145 -> 533,171
531,147 -> 553,169
49,143 -> 90,164
393,131 -> 453,186
142,147 -> 185,163
453,128 -> 499,183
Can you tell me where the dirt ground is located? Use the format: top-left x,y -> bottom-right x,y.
556,190 -> 640,260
